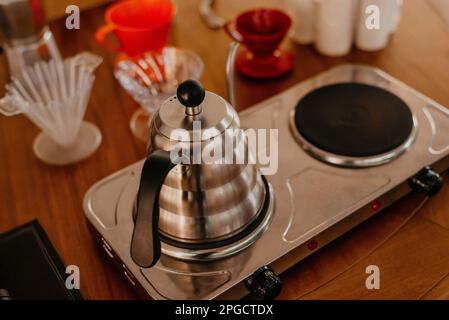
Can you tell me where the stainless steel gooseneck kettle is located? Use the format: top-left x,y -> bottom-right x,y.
130,80 -> 267,268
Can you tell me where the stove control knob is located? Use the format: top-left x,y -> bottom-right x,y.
244,265 -> 282,300
408,166 -> 443,197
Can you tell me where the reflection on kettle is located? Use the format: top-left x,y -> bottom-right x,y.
152,248 -> 252,299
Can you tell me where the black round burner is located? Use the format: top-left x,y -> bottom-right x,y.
293,83 -> 415,158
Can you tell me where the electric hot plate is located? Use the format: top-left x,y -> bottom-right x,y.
84,65 -> 449,299
291,83 -> 417,167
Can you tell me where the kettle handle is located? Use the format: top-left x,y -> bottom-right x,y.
131,150 -> 175,268
226,42 -> 239,108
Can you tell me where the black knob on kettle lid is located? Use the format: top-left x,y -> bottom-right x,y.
177,80 -> 205,108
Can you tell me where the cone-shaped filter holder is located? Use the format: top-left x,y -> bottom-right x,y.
114,47 -> 204,141
0,52 -> 103,165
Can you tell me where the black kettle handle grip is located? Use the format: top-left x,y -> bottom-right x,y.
131,150 -> 175,268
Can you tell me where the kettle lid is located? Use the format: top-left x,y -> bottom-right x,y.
153,80 -> 236,142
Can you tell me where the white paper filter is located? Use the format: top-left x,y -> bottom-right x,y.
284,0 -> 316,44
315,0 -> 359,56
355,0 -> 401,51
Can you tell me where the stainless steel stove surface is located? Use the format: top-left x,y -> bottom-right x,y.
84,65 -> 449,299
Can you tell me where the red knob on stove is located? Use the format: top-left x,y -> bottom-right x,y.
371,200 -> 382,211
307,240 -> 319,251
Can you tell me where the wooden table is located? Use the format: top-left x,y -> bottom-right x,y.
1,0 -> 449,300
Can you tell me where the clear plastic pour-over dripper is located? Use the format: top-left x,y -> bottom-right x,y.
0,52 -> 103,165
114,47 -> 204,141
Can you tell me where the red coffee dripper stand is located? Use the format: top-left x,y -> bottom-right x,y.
225,8 -> 295,79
